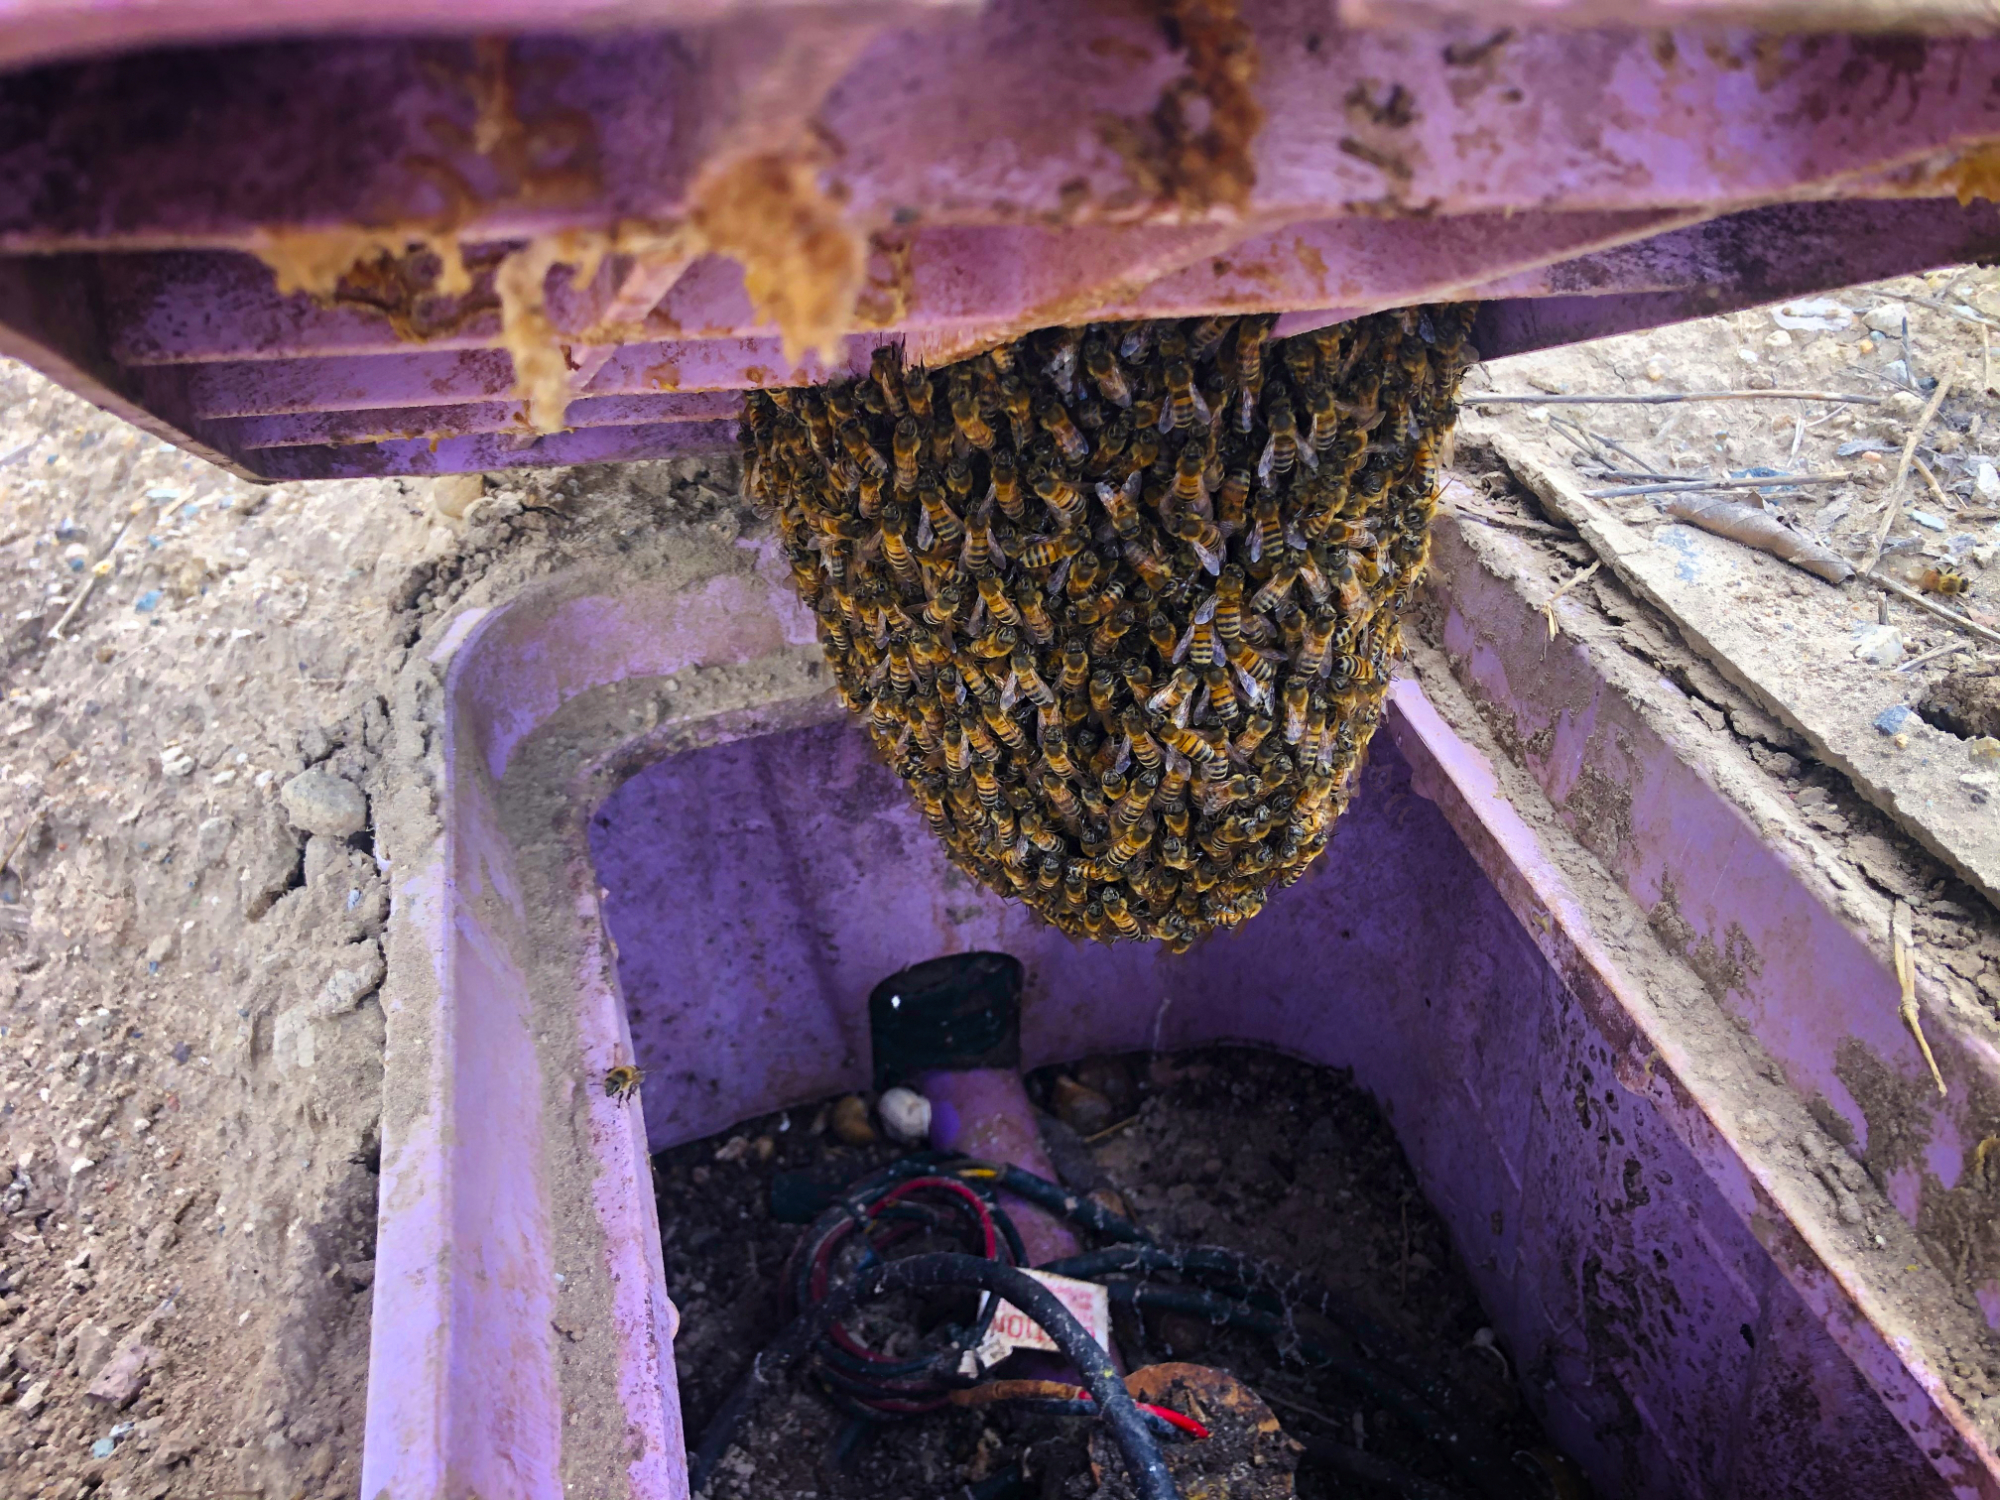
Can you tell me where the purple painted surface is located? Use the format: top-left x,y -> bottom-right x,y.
1424,509 -> 2000,1331
0,9 -> 1997,474
584,707 -> 1966,1498
371,547 -> 2000,1498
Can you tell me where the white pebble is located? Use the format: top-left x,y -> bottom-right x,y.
878,1086 -> 933,1146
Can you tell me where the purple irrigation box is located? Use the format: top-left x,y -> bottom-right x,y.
363,526 -> 2000,1500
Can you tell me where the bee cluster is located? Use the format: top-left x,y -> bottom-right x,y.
743,305 -> 1475,950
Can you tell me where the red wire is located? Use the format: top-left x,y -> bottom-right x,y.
1056,1388 -> 1210,1441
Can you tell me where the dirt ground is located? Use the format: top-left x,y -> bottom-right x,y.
0,266 -> 1994,1499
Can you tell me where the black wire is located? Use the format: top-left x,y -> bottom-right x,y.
691,1253 -> 1177,1500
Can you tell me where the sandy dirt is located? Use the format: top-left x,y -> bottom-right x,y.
0,266 -> 1994,1499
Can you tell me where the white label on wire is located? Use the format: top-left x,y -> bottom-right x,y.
970,1269 -> 1112,1373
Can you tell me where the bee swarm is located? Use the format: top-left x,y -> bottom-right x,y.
744,306 -> 1475,950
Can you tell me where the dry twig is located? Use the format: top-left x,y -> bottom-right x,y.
1902,290 -> 2000,335
1860,376 -> 1951,576
1893,900 -> 1947,1099
1911,457 -> 1955,513
1544,561 -> 1601,638
1867,571 -> 2000,649
1895,640 -> 1970,674
1587,471 -> 1850,500
1471,390 -> 1883,408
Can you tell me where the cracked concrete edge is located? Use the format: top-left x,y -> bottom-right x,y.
1478,420 -> 2000,913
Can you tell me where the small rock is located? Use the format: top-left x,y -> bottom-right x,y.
1772,298 -> 1854,332
1909,509 -> 1946,532
1863,302 -> 1908,335
1643,357 -> 1667,382
432,474 -> 485,521
316,938 -> 384,1015
1764,330 -> 1793,348
193,816 -> 233,867
84,1342 -> 155,1406
829,1094 -> 877,1146
278,770 -> 368,838
1873,705 -> 1913,735
90,1438 -> 114,1459
17,1377 -> 47,1416
877,1086 -> 932,1146
1049,1076 -> 1116,1136
1977,460 -> 2000,503
141,1221 -> 178,1267
159,745 -> 195,779
74,1323 -> 115,1383
1851,624 -> 1905,668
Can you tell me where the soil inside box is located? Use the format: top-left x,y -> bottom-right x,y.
658,1046 -> 1565,1500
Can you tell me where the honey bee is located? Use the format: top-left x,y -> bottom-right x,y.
1160,360 -> 1212,433
1258,394 -> 1316,485
1040,401 -> 1090,464
1016,530 -> 1083,573
1919,565 -> 1970,596
985,448 -> 1023,523
918,482 -> 964,548
1169,514 -> 1225,576
1085,342 -> 1134,408
1033,468 -> 1088,529
871,346 -> 907,418
1097,472 -> 1144,540
954,392 -> 996,450
604,1064 -> 644,1101
1014,582 -> 1057,644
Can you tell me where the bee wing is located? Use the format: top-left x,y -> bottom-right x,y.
1234,663 -> 1270,712
1192,594 -> 1218,625
1193,539 -> 1224,577
1111,736 -> 1133,777
999,669 -> 1021,713
1047,554 -> 1075,597
1298,442 -> 1320,472
964,597 -> 987,639
1189,684 -> 1210,724
1245,525 -> 1263,565
916,507 -> 935,550
1257,436 -> 1278,488
1157,401 -> 1176,436
1190,386 -> 1212,426
1171,618 -> 1197,664
1120,470 -> 1145,505
989,530 -> 1007,570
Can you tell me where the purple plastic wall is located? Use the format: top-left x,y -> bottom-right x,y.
588,713 -> 1947,1498
367,539 -> 2000,1500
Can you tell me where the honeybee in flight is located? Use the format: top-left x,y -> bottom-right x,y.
604,1064 -> 644,1101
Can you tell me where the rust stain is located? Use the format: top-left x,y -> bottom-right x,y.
1095,0 -> 1262,217
690,152 -> 865,367
1292,236 -> 1328,291
1940,139 -> 2000,204
646,358 -> 681,391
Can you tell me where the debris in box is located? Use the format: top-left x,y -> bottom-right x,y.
659,1048 -> 1563,1500
743,308 -> 1475,948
